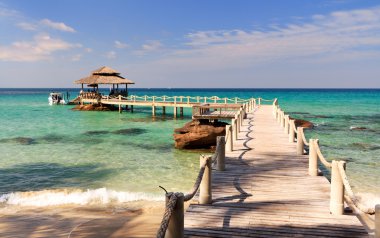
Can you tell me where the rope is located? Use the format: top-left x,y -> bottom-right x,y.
183,159 -> 207,201
337,162 -> 375,215
301,130 -> 309,146
156,193 -> 180,238
313,140 -> 332,168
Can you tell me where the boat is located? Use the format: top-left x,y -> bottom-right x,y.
48,92 -> 67,105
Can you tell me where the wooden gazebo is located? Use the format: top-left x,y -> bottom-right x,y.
75,66 -> 134,97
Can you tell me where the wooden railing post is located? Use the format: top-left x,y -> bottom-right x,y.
118,95 -> 122,113
309,139 -> 318,176
330,160 -> 345,215
232,118 -> 238,141
165,192 -> 184,238
281,112 -> 285,128
296,127 -> 304,155
225,125 -> 233,152
199,155 -> 212,204
284,115 -> 289,134
375,204 -> 380,238
289,119 -> 295,142
216,136 -> 225,171
235,114 -> 240,133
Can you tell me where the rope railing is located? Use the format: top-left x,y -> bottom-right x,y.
337,161 -> 375,215
273,100 -> 378,220
156,106 -> 251,238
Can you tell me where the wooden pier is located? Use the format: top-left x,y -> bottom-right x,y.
184,105 -> 368,237
157,102 -> 378,238
76,94 -> 253,118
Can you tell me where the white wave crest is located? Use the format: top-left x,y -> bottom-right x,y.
356,192 -> 380,209
0,188 -> 163,206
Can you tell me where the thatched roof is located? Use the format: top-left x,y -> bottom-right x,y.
75,66 -> 135,85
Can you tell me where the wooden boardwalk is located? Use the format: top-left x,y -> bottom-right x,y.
184,105 -> 368,237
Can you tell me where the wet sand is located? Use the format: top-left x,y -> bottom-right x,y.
0,201 -> 164,238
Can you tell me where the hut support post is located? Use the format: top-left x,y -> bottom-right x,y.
225,125 -> 233,152
180,107 -> 183,117
296,127 -> 304,155
174,107 -> 177,118
330,160 -> 345,215
152,106 -> 156,117
199,155 -> 212,204
216,136 -> 225,171
118,95 -> 122,113
162,106 -> 166,115
309,139 -> 318,176
165,192 -> 184,238
130,105 -> 134,113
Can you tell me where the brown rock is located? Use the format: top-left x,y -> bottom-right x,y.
174,120 -> 228,149
72,104 -> 117,111
289,117 -> 314,129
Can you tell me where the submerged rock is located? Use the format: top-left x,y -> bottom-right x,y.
72,104 -> 117,111
83,130 -> 110,135
112,128 -> 147,135
289,117 -> 314,129
0,137 -> 36,145
173,119 -> 228,150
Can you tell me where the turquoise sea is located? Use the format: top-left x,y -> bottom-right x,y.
0,88 -> 379,207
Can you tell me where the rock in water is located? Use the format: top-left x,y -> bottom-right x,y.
289,117 -> 314,129
174,120 -> 228,149
72,104 -> 117,111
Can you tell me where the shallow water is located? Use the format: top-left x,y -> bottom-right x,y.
0,88 -> 379,206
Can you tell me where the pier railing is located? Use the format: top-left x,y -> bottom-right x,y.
273,101 -> 379,237
156,100 -> 255,238
101,94 -> 255,104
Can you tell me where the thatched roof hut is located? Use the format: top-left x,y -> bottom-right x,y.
75,66 -> 134,86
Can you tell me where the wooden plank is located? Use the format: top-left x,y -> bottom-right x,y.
184,105 -> 368,237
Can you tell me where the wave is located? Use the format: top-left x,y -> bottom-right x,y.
0,188 -> 164,207
356,192 -> 380,209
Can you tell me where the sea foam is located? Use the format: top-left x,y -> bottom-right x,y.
0,188 -> 163,206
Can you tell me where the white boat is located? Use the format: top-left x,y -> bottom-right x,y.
48,92 -> 66,105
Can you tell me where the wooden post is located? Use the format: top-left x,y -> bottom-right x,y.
235,97 -> 238,104
162,106 -> 166,115
232,118 -> 238,141
174,96 -> 177,104
144,95 -> 147,101
281,112 -> 285,128
296,127 -> 304,155
224,98 -> 227,104
309,139 -> 318,176
235,114 -> 240,134
187,96 -> 190,104
152,106 -> 156,116
118,95 -> 122,113
225,125 -> 233,152
289,119 -> 295,142
375,204 -> 380,238
165,192 -> 184,238
216,136 -> 225,171
277,109 -> 281,124
197,96 -> 200,103
180,107 -> 183,117
258,98 -> 261,106
130,105 -> 134,113
284,115 -> 289,134
330,160 -> 345,215
199,155 -> 212,204
173,107 -> 177,118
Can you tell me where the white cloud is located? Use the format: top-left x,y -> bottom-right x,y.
114,40 -> 129,49
134,40 -> 163,55
0,34 -> 80,62
84,48 -> 93,53
40,19 -> 75,33
71,54 -> 82,61
16,22 -> 38,31
146,5 -> 380,71
106,51 -> 116,59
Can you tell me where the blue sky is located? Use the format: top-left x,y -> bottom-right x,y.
0,0 -> 379,88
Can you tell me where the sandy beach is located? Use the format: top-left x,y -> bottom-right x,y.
0,201 -> 164,238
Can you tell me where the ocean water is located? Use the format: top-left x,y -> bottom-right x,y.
0,88 -> 379,207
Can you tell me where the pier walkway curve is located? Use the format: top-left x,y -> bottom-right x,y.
183,105 -> 368,237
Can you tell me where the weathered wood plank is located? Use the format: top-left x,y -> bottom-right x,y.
184,105 -> 368,237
